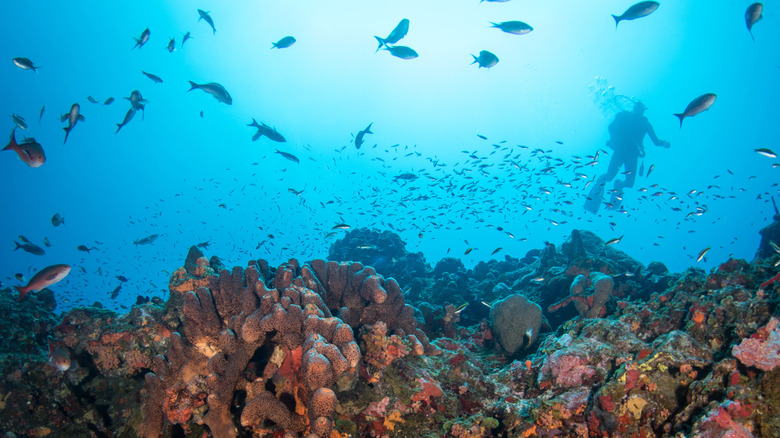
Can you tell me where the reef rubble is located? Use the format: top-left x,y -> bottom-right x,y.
0,228 -> 778,437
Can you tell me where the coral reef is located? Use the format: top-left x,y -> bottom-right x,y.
489,294 -> 542,355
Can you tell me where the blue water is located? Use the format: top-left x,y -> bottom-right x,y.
1,1 -> 777,312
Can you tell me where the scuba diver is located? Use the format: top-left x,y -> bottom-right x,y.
585,100 -> 670,212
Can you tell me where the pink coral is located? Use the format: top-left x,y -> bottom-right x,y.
539,351 -> 595,388
732,317 -> 780,371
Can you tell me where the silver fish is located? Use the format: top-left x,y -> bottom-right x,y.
11,114 -> 27,130
383,45 -> 418,59
198,9 -> 216,34
188,81 -> 232,104
490,21 -> 533,35
674,93 -> 716,127
12,57 -> 39,72
167,38 -> 176,53
746,3 -> 763,41
375,19 -> 409,52
612,1 -> 659,27
248,119 -> 285,142
133,234 -> 159,246
61,103 -> 85,144
471,50 -> 499,68
275,149 -> 299,164
142,71 -> 163,83
133,28 -> 150,50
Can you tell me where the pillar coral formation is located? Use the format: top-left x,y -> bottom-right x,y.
548,271 -> 614,318
141,248 -> 433,438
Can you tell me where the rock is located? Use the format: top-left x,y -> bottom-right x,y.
489,294 -> 542,355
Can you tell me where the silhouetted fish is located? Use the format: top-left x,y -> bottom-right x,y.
355,123 -> 373,149
275,149 -> 299,163
12,57 -> 39,72
383,45 -> 418,59
272,36 -> 296,49
142,71 -> 163,83
188,81 -> 232,104
674,93 -> 716,127
490,21 -> 533,35
198,9 -> 216,34
745,3 -> 763,41
133,28 -> 150,49
471,50 -> 499,68
612,1 -> 659,27
375,19 -> 409,52
61,103 -> 85,144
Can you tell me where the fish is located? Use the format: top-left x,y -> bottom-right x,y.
356,244 -> 377,250
770,241 -> 780,254
104,97 -> 115,105
43,237 -> 51,247
275,149 -> 300,164
134,234 -> 159,246
15,273 -> 25,281
647,164 -> 655,178
115,108 -> 137,133
11,114 -> 27,130
133,28 -> 151,50
47,341 -> 71,372
754,148 -> 776,159
288,188 -> 304,196
39,105 -> 45,122
14,264 -> 71,301
167,38 -> 176,53
182,31 -> 192,47
746,3 -> 763,41
471,50 -> 499,69
395,172 -> 418,181
674,93 -> 716,127
117,275 -> 129,282
125,90 -> 147,117
375,18 -> 410,52
87,95 -> 101,104
605,235 -> 624,245
142,71 -> 163,83
12,57 -> 39,72
612,1 -> 660,27
61,103 -> 85,144
332,223 -> 351,230
248,119 -> 285,142
77,245 -> 96,253
697,246 -> 711,262
3,129 -> 45,167
188,81 -> 232,105
272,36 -> 296,49
382,45 -> 418,59
110,284 -> 122,299
198,9 -> 216,34
14,240 -> 45,255
489,21 -> 533,35
196,241 -> 210,249
51,213 -> 65,227
355,122 -> 373,149
464,247 -> 474,255
491,247 -> 503,255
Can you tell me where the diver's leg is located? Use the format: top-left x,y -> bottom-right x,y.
623,155 -> 638,189
586,156 -> 619,212
607,152 -> 628,209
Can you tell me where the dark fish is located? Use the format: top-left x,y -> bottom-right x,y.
133,234 -> 159,246
471,50 -> 499,68
605,235 -> 624,245
104,97 -> 115,105
77,245 -> 95,253
275,149 -> 299,164
14,264 -> 71,301
18,235 -> 31,243
489,21 -> 533,35
332,223 -> 351,230
673,93 -> 716,127
491,247 -> 503,255
355,122 -> 373,149
272,36 -> 296,49
746,3 -> 763,41
125,90 -> 147,117
395,172 -> 418,181
43,237 -> 51,247
3,129 -> 45,167
647,164 -> 654,177
61,103 -> 85,144
52,213 -> 65,227
39,105 -> 45,122
612,1 -> 659,27
188,81 -> 232,104
248,119 -> 285,142
383,45 -> 418,59
87,96 -> 101,104
115,108 -> 136,133
15,240 -> 45,255
182,31 -> 192,47
117,275 -> 129,282
110,284 -> 122,299
11,114 -> 27,130
198,9 -> 216,34
167,38 -> 176,53
755,148 -> 776,158
142,71 -> 163,83
12,57 -> 39,72
133,28 -> 151,50
374,18 -> 409,52
15,273 -> 25,281
196,241 -> 210,249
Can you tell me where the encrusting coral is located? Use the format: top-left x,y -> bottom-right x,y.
141,248 -> 432,437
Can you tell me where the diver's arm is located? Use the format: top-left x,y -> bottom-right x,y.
646,122 -> 670,148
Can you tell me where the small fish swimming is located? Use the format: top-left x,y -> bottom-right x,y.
87,96 -> 101,104
697,246 -> 711,262
11,114 -> 27,130
356,244 -> 377,250
605,235 -> 624,245
375,18 -> 410,52
39,105 -> 45,122
471,50 -> 499,68
115,108 -> 136,133
188,81 -> 232,105
355,122 -> 373,149
13,57 -> 39,72
3,129 -> 45,167
248,119 -> 285,142
489,21 -> 533,35
383,45 -> 418,59
198,9 -> 216,34
104,97 -> 115,105
674,93 -> 716,127
272,36 -> 296,49
51,213 -> 65,227
61,103 -> 85,144
491,247 -> 503,255
182,31 -> 192,47
133,234 -> 159,246
332,223 -> 351,230
275,149 -> 300,164
47,341 -> 71,372
612,1 -> 660,27
125,90 -> 147,118
395,172 -> 418,181
15,240 -> 45,255
14,264 -> 71,301
142,71 -> 163,83
745,3 -> 763,41
167,38 -> 176,53
133,28 -> 151,50
77,245 -> 96,253
754,148 -> 776,158
110,284 -> 122,299
117,275 -> 129,282
43,237 -> 51,247
647,164 -> 655,178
